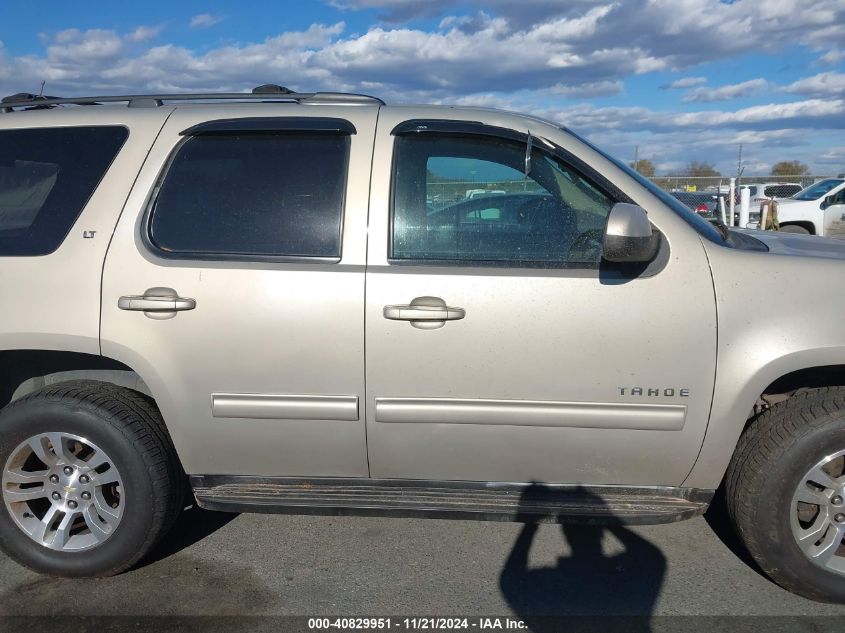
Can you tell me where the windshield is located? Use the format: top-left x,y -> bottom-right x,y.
561,127 -> 726,244
793,179 -> 844,201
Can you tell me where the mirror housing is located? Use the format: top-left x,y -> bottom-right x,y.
821,195 -> 833,210
602,202 -> 660,263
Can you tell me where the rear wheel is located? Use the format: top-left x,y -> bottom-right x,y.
0,381 -> 183,576
779,224 -> 811,234
726,387 -> 845,601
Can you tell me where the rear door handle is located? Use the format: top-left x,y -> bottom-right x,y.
118,287 -> 195,319
383,296 -> 465,329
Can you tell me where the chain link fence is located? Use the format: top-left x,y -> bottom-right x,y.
425,175 -> 834,207
426,179 -> 544,210
420,172 -> 837,226
650,174 -> 826,195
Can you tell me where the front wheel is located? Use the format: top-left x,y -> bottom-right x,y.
0,381 -> 183,576
726,387 -> 845,601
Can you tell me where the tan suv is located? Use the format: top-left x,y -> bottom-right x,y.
3,86 -> 845,601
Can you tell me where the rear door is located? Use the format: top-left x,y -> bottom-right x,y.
364,109 -> 718,486
101,106 -> 376,477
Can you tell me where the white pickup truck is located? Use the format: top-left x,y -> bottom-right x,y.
776,179 -> 845,237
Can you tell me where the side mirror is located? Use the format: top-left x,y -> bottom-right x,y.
603,203 -> 659,263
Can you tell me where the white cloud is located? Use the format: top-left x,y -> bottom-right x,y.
3,1 -> 845,174
683,78 -> 770,102
529,99 -> 845,135
330,0 -> 845,57
818,147 -> 845,165
514,99 -> 843,174
549,80 -> 623,98
785,72 -> 845,97
673,98 -> 843,127
47,29 -> 124,63
126,26 -> 162,43
332,0 -> 575,24
189,14 -> 225,29
3,1 -> 844,100
664,76 -> 707,89
819,47 -> 845,64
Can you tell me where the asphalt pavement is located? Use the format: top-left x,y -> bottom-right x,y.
2,496 -> 845,630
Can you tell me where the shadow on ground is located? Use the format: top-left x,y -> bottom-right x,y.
499,484 -> 667,632
137,505 -> 238,568
703,487 -> 767,580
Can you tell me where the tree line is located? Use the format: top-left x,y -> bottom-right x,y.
629,159 -> 810,178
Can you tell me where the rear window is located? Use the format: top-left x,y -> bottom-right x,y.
148,133 -> 349,260
763,184 -> 802,198
0,126 -> 128,255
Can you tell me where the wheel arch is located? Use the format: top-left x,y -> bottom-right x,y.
0,348 -> 191,464
0,349 -> 154,407
684,349 -> 845,489
779,220 -> 817,235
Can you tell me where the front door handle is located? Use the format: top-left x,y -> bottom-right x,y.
383,296 -> 465,329
118,287 -> 196,320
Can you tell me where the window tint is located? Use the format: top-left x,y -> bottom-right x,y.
149,133 -> 349,259
0,126 -> 127,256
391,135 -> 614,265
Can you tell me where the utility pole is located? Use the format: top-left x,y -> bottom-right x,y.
737,143 -> 743,185
633,145 -> 639,171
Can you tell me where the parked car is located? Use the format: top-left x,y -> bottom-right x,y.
6,87 -> 845,602
740,182 -> 803,204
729,182 -> 802,229
464,189 -> 506,200
672,191 -> 721,219
775,178 -> 845,236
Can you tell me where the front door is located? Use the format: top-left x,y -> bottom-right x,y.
823,187 -> 845,239
101,106 -> 377,478
364,111 -> 717,485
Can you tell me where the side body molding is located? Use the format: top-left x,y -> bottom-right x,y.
375,398 -> 686,431
212,394 -> 359,421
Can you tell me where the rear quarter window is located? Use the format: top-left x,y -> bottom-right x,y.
0,126 -> 128,256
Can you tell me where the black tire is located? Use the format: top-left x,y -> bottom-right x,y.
726,387 -> 845,602
779,224 -> 811,234
0,380 -> 184,577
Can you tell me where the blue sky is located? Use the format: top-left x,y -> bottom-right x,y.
1,0 -> 843,175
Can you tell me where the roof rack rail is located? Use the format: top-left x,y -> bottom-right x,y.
0,84 -> 385,113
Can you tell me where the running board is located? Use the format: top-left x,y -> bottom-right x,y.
190,476 -> 713,525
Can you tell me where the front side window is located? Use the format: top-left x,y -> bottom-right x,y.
0,126 -> 127,256
391,134 -> 614,265
149,132 -> 349,259
827,188 -> 845,205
